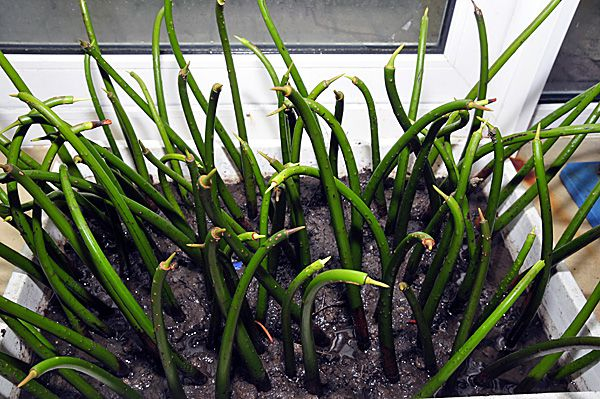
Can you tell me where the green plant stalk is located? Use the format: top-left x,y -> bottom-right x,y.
140,143 -> 191,192
290,73 -> 344,163
362,99 -> 491,207
129,71 -> 185,188
236,35 -> 291,163
162,0 -> 241,172
453,209 -> 491,353
0,314 -> 102,399
399,282 -> 437,373
481,336 -> 600,380
2,96 -> 85,134
377,232 -> 434,381
0,294 -> 122,374
0,240 -> 44,282
422,187 -> 465,326
347,75 -> 386,212
552,350 -> 600,380
19,357 -> 141,399
84,55 -> 120,157
282,257 -> 329,377
393,116 -> 447,243
517,279 -> 600,391
328,90 -> 344,177
31,199 -> 109,336
257,0 -> 307,96
215,0 -> 257,217
409,8 -> 428,122
102,88 -> 150,180
177,64 -> 205,160
197,172 -> 329,347
453,122 -> 503,305
415,260 -> 546,398
0,49 -> 82,179
496,86 -> 600,209
13,93 -> 183,314
256,188 -> 286,322
151,253 -> 187,399
204,83 -> 223,171
216,227 -> 302,398
304,97 -> 364,271
478,229 -> 536,325
507,126 -> 553,347
236,135 -> 267,195
384,44 -> 412,232
267,164 -> 390,261
0,351 -> 60,399
301,270 -> 388,395
417,128 -> 482,304
495,112 -> 600,232
205,228 -> 269,386
275,85 -> 371,349
81,42 -> 199,162
152,7 -> 169,123
467,1 -> 488,137
92,143 -> 193,236
553,224 -> 600,265
1,163 -> 89,262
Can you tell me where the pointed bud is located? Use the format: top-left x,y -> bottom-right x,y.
365,276 -> 390,288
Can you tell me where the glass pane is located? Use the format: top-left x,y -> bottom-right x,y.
0,0 -> 450,50
543,0 -> 600,93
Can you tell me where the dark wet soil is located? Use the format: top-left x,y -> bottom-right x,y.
35,174 -> 569,398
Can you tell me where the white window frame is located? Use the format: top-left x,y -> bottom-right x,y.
0,0 -> 580,175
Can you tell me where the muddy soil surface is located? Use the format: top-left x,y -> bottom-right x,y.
36,175 -> 569,398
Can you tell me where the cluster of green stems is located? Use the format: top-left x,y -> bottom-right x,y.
0,0 -> 599,398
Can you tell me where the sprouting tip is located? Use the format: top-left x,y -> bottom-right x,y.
365,276 -> 390,288
186,243 -> 205,248
8,93 -> 18,98
72,97 -> 91,103
423,7 -> 429,18
432,185 -> 449,200
73,155 -> 83,164
251,232 -> 266,240
271,85 -> 293,97
159,252 -> 177,270
422,237 -> 435,251
334,90 -> 344,101
212,83 -> 223,93
199,168 -> 218,188
267,105 -> 286,117
258,151 -> 277,163
398,282 -> 409,291
264,181 -> 277,194
529,227 -> 536,235
321,255 -> 332,264
286,226 -> 306,236
386,44 -> 405,67
487,98 -> 497,104
179,61 -> 191,78
323,73 -> 344,88
0,164 -> 11,173
534,123 -> 541,141
217,0 -> 225,5
210,227 -> 227,240
17,370 -> 37,388
138,140 -> 149,154
3,216 -> 13,223
477,208 -> 486,222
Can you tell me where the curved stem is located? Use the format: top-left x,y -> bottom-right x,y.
19,357 -> 141,399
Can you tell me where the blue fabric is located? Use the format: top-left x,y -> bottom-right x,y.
559,162 -> 600,227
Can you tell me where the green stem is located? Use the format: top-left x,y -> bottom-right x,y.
0,351 -> 60,399
177,64 -> 205,160
152,7 -> 169,123
215,0 -> 257,217
328,90 -> 344,177
507,125 -> 552,347
215,227 -> 303,398
151,253 -> 187,399
282,257 -> 329,377
478,229 -> 536,325
275,85 -> 370,348
481,337 -> 600,380
19,357 -> 141,399
301,270 -> 388,395
399,282 -> 437,373
415,260 -> 546,398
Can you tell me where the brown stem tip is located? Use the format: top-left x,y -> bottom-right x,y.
17,370 -> 38,388
271,85 -> 293,97
421,238 -> 435,251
